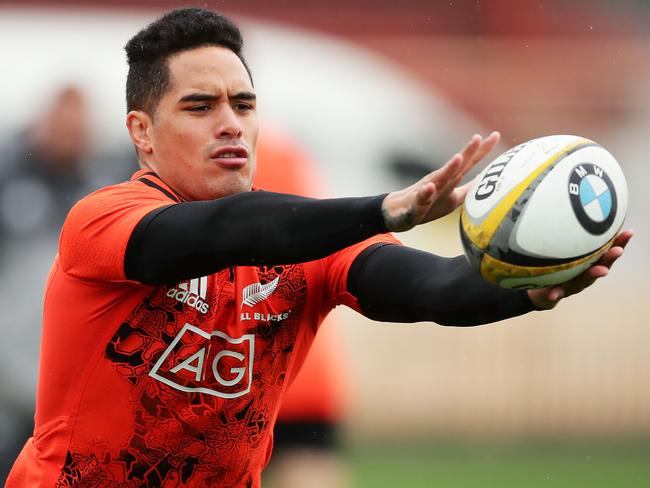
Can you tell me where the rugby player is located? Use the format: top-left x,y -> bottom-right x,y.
7,7 -> 631,487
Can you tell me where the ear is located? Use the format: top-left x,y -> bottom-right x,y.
126,110 -> 153,155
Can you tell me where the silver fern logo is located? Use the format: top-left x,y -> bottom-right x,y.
241,276 -> 280,308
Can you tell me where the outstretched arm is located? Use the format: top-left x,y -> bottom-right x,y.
125,192 -> 387,285
347,244 -> 534,326
347,231 -> 633,326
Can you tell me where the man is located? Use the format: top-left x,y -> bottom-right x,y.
7,7 -> 631,487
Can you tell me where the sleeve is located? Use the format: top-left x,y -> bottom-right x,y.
124,192 -> 389,285
323,233 -> 402,311
346,243 -> 536,326
58,184 -> 173,281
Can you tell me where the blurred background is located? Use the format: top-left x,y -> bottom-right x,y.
1,0 -> 649,486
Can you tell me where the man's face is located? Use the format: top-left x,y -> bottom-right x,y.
144,45 -> 258,201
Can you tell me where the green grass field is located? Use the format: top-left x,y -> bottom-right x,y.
348,441 -> 650,487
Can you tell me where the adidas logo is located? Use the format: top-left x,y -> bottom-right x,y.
167,277 -> 209,314
241,277 -> 279,308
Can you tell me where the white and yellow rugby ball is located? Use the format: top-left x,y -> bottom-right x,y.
460,135 -> 628,289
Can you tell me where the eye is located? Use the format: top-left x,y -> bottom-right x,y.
187,105 -> 211,112
233,103 -> 254,112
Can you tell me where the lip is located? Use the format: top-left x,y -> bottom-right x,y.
210,145 -> 249,169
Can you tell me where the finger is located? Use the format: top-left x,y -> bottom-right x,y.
447,178 -> 475,206
428,153 -> 462,188
459,134 -> 482,161
560,265 -> 608,298
534,229 -> 630,306
433,135 -> 480,189
447,132 -> 500,191
592,229 -> 632,269
436,167 -> 467,197
442,169 -> 480,203
469,131 -> 500,165
596,246 -> 624,269
461,131 -> 500,173
613,229 -> 634,248
547,287 -> 564,302
585,265 -> 610,279
484,131 -> 501,149
565,229 -> 632,290
455,134 -> 482,175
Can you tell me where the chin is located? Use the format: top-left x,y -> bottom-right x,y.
204,179 -> 252,200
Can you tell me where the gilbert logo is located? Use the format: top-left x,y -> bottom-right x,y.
167,277 -> 209,314
149,323 -> 254,398
475,141 -> 528,200
241,276 -> 279,308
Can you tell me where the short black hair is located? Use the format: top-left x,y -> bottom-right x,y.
125,7 -> 252,114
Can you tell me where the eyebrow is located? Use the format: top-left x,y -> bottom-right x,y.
232,91 -> 257,101
178,91 -> 257,103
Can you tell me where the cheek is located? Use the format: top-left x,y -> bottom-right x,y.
158,131 -> 207,172
156,119 -> 202,147
170,127 -> 201,150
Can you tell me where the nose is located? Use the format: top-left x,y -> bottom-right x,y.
215,106 -> 242,140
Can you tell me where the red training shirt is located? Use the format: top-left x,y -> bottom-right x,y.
7,170 -> 398,488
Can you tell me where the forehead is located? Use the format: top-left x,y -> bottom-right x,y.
166,45 -> 252,95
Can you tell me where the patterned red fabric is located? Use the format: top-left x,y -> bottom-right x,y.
7,170 -> 398,487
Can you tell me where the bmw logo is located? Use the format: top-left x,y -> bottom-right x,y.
568,163 -> 617,235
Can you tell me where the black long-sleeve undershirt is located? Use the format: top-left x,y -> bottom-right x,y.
347,243 -> 535,326
124,191 -> 535,326
125,191 -> 387,285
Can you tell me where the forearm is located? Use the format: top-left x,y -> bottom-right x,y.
347,244 -> 535,326
125,191 -> 387,285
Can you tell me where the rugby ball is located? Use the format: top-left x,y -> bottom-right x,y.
460,135 -> 628,289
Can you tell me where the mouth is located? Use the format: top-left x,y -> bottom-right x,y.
210,145 -> 249,169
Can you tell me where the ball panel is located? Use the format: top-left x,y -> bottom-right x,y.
483,245 -> 596,267
464,135 -> 592,223
486,145 -> 595,262
514,146 -> 626,258
464,139 -> 534,220
459,216 -> 484,273
460,207 -> 490,251
491,262 -> 592,289
465,137 -> 596,251
478,236 -> 615,288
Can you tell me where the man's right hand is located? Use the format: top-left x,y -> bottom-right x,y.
382,132 -> 501,232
